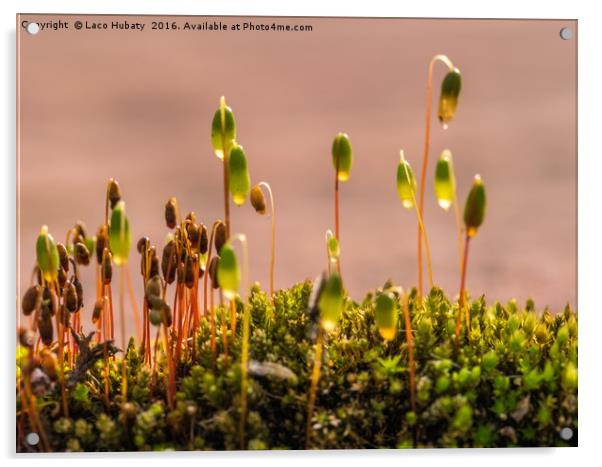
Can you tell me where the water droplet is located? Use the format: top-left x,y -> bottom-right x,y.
442,122 -> 449,131
214,149 -> 224,160
402,200 -> 414,210
438,199 -> 452,211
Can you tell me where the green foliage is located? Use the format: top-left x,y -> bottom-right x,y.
22,282 -> 577,450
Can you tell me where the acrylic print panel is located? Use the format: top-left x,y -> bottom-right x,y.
16,15 -> 577,451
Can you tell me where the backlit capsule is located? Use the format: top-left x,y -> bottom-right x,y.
396,152 -> 417,210
211,96 -> 237,160
463,175 -> 487,237
165,197 -> 177,229
438,68 -> 462,126
319,273 -> 344,332
375,292 -> 397,341
36,225 -> 59,283
331,133 -> 353,182
109,201 -> 131,266
434,149 -> 456,211
228,143 -> 251,206
217,243 -> 240,300
250,185 -> 267,214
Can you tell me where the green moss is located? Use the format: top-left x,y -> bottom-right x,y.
18,282 -> 577,450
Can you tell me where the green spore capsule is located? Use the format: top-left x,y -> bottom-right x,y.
434,149 -> 456,211
250,184 -> 267,214
109,201 -> 131,265
217,242 -> 240,300
396,152 -> 417,210
228,143 -> 251,206
326,230 -> 339,260
319,273 -> 344,332
463,175 -> 487,237
438,68 -> 462,126
375,292 -> 397,341
36,225 -> 60,283
211,96 -> 236,160
331,133 -> 353,182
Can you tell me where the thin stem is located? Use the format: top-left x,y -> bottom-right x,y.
305,328 -> 323,449
125,264 -> 141,342
258,182 -> 276,298
455,234 -> 471,342
219,97 -> 231,238
453,191 -> 463,273
334,165 -> 341,276
417,55 -> 455,298
204,220 -> 222,319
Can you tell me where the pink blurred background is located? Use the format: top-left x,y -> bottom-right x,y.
17,16 -> 576,334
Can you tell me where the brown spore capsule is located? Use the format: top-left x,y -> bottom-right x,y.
199,224 -> 208,255
101,249 -> 113,285
214,221 -> 226,254
74,221 -> 87,240
161,241 -> 177,284
92,298 -> 103,324
185,254 -> 196,288
137,236 -> 150,254
57,243 -> 69,272
65,281 -> 78,313
73,276 -> 83,309
250,185 -> 267,215
186,211 -> 197,225
74,242 -> 90,266
208,255 -> 220,289
22,285 -> 41,316
108,178 -> 121,209
38,307 -> 54,346
188,224 -> 200,251
57,267 -> 67,290
165,197 -> 177,229
96,226 -> 108,264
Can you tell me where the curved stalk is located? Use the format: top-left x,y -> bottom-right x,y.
257,182 -> 276,298
417,55 -> 455,298
455,234 -> 471,343
334,160 -> 341,275
219,97 -> 231,238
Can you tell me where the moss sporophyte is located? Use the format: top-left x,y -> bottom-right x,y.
17,80 -> 576,451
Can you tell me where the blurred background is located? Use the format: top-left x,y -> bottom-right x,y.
17,16 -> 576,334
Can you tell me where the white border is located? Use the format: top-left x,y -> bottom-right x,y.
2,1 -> 598,466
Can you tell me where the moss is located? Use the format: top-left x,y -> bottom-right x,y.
17,282 -> 577,450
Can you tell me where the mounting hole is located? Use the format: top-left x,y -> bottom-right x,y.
560,427 -> 573,440
26,22 -> 40,35
559,27 -> 573,40
25,432 -> 40,446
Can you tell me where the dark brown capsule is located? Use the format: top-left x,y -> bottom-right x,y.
149,247 -> 160,278
22,285 -> 41,316
38,307 -> 54,346
137,236 -> 149,254
185,254 -> 196,288
42,287 -> 56,316
101,249 -> 113,285
177,261 -> 185,284
74,242 -> 90,266
162,303 -> 173,327
73,276 -> 83,309
92,298 -> 103,324
187,224 -> 200,251
58,305 -> 71,327
73,232 -> 85,246
161,241 -> 177,284
108,178 -> 121,209
199,224 -> 208,255
65,281 -> 78,313
57,243 -> 69,272
165,198 -> 177,229
57,267 -> 68,290
214,221 -> 226,254
19,328 -> 35,349
208,256 -> 220,289
96,226 -> 108,264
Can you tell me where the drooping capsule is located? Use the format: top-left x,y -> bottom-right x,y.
107,178 -> 122,209
96,226 -> 108,264
65,281 -> 78,313
57,243 -> 69,272
92,298 -> 103,324
73,276 -> 83,309
318,273 -> 344,332
109,201 -> 131,266
187,223 -> 200,251
38,306 -> 54,346
22,285 -> 41,316
36,225 -> 59,283
137,236 -> 150,254
463,175 -> 487,237
101,249 -> 113,285
396,152 -> 417,210
250,185 -> 267,215
434,149 -> 456,211
214,221 -> 227,254
74,242 -> 90,266
438,68 -> 462,126
161,240 -> 177,284
228,143 -> 251,206
331,133 -> 353,182
217,243 -> 240,300
375,292 -> 397,341
185,254 -> 197,289
148,246 -> 160,278
210,96 -> 237,160
165,197 -> 178,229
208,256 -> 220,289
199,224 -> 209,255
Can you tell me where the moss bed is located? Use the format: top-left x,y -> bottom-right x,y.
17,282 -> 578,451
